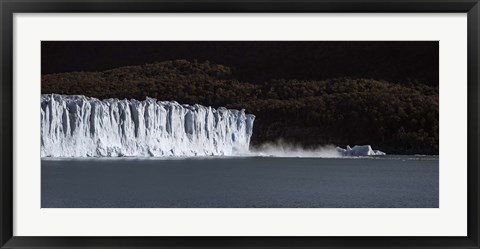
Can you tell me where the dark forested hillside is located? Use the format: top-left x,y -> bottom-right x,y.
42,60 -> 439,155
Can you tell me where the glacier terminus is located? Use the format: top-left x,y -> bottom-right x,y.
41,94 -> 255,157
41,94 -> 385,158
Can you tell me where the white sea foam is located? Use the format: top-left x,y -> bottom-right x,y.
250,140 -> 342,158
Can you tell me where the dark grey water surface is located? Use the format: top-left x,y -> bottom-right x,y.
42,156 -> 438,208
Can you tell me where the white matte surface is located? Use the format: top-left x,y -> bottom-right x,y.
13,13 -> 467,236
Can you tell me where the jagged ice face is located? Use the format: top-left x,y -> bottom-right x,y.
41,94 -> 255,157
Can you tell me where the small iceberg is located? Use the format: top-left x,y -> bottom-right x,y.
336,145 -> 386,156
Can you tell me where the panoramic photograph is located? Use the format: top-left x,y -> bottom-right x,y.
41,41 -> 439,208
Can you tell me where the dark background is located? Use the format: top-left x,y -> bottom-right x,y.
42,41 -> 438,86
41,41 -> 439,154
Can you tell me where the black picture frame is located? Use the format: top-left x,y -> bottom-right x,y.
1,0 -> 479,248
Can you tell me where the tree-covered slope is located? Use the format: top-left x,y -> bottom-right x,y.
42,60 -> 439,154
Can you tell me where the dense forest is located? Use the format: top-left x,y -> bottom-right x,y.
42,60 -> 439,155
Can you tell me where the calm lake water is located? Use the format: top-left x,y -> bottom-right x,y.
41,156 -> 438,208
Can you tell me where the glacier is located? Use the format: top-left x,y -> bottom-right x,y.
41,94 -> 255,157
336,145 -> 386,156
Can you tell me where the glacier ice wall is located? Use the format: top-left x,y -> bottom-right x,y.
41,94 -> 255,157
